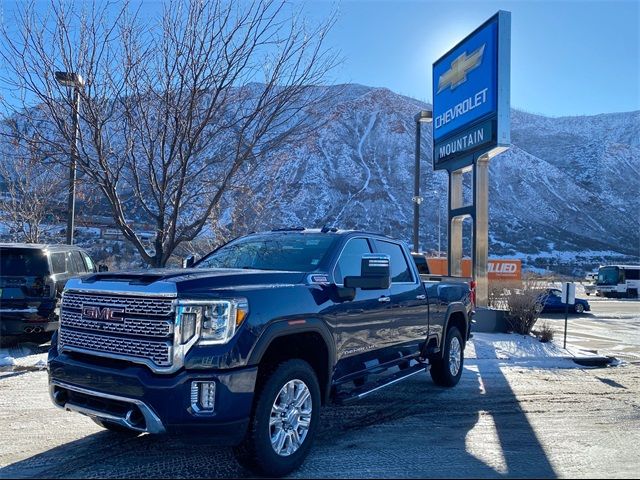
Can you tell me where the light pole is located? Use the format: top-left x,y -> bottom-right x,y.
55,71 -> 85,245
412,110 -> 433,252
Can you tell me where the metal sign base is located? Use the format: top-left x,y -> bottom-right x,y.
447,153 -> 491,307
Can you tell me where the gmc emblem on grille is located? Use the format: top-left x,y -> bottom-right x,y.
82,305 -> 125,322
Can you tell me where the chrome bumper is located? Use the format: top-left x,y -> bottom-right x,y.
49,380 -> 166,434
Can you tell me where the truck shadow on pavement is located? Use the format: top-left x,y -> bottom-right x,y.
1,345 -> 557,479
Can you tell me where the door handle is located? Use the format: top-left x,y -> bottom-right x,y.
378,296 -> 391,303
416,294 -> 426,300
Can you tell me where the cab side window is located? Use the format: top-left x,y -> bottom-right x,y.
373,240 -> 413,283
68,251 -> 87,274
50,252 -> 67,274
334,238 -> 371,285
82,252 -> 95,272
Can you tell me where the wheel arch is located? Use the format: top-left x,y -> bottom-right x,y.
441,306 -> 469,358
248,318 -> 335,404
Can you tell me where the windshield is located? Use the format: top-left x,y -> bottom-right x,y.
597,267 -> 620,286
0,248 -> 49,277
197,234 -> 337,272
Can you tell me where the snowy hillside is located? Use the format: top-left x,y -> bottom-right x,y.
244,84 -> 639,273
2,83 -> 638,274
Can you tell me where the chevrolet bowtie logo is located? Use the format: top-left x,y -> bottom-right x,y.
437,44 -> 486,94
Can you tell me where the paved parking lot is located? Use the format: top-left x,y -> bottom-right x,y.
1,352 -> 639,478
1,298 -> 638,479
539,298 -> 640,361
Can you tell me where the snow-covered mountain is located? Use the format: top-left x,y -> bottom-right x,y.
239,84 -> 639,273
2,83 -> 639,274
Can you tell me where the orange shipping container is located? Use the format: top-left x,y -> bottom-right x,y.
426,258 -> 521,281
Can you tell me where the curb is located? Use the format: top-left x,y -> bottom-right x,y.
571,356 -> 618,367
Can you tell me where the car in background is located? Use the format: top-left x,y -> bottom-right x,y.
539,288 -> 591,314
0,243 -> 103,345
583,270 -> 598,296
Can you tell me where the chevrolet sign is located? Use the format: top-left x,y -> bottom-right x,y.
432,11 -> 510,171
437,45 -> 485,94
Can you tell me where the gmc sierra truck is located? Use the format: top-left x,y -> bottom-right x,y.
48,228 -> 473,476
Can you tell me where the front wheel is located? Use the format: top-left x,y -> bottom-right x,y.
430,326 -> 464,387
574,303 -> 585,314
234,359 -> 320,477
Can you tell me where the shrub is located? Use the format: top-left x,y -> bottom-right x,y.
490,276 -> 548,335
534,321 -> 555,343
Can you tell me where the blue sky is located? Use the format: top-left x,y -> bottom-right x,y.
303,0 -> 639,116
1,0 -> 638,117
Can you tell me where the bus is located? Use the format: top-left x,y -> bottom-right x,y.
596,265 -> 640,298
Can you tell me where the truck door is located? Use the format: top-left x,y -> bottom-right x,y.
373,239 -> 429,358
326,237 -> 396,381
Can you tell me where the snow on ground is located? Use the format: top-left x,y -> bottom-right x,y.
0,343 -> 48,371
466,332 -> 599,369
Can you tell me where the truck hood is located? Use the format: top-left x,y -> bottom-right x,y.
75,268 -> 307,293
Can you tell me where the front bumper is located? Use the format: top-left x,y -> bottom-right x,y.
48,351 -> 258,444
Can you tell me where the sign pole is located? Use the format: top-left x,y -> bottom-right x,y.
447,170 -> 464,277
474,154 -> 490,306
561,282 -> 575,349
563,285 -> 569,349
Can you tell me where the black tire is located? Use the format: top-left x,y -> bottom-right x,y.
574,303 -> 585,314
234,359 -> 321,477
430,326 -> 464,387
92,418 -> 142,436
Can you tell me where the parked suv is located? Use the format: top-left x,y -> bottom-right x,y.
0,243 -> 100,345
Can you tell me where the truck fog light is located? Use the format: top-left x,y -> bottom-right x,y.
191,381 -> 216,412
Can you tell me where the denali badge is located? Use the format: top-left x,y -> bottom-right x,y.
82,305 -> 125,322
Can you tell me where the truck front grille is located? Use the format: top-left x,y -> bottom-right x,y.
62,292 -> 173,316
61,310 -> 173,337
59,291 -> 175,369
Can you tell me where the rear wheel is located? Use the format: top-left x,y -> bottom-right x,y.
574,303 -> 585,314
430,326 -> 464,387
234,359 -> 320,477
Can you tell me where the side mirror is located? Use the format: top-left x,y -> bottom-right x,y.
98,264 -> 109,272
182,255 -> 196,269
344,254 -> 391,290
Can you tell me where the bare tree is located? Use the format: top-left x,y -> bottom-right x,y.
173,149 -> 288,264
0,118 -> 66,243
0,0 -> 337,266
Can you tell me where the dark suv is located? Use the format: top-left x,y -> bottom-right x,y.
0,243 -> 99,345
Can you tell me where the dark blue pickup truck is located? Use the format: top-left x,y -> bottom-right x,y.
48,228 -> 473,476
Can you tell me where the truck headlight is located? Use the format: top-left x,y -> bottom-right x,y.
200,300 -> 249,345
176,299 -> 249,346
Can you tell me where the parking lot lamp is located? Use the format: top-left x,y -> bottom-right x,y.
413,110 -> 433,252
55,71 -> 85,245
